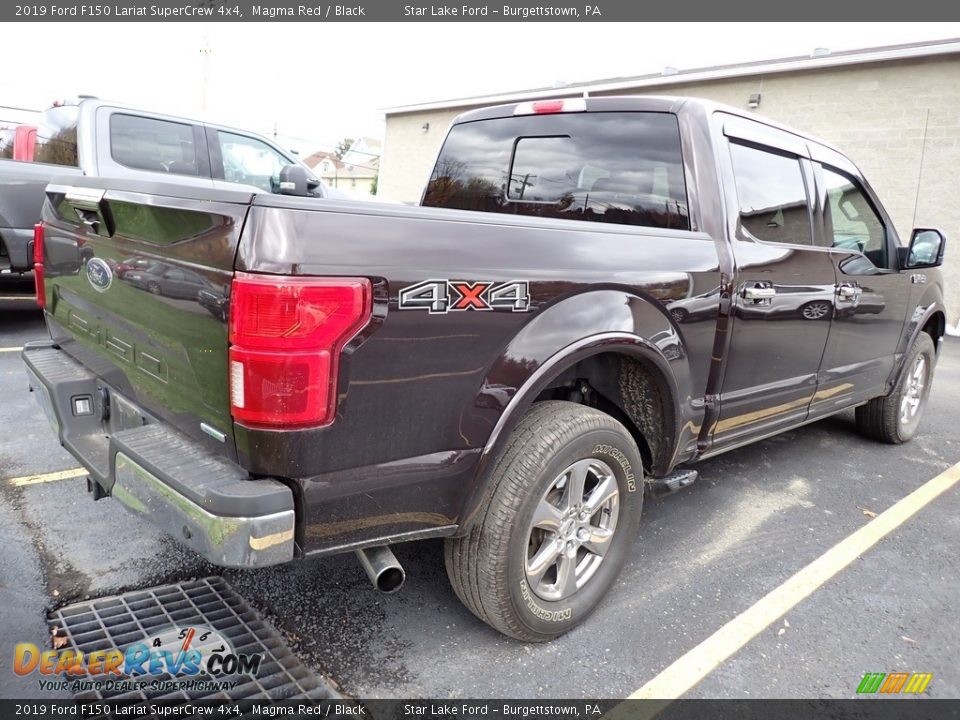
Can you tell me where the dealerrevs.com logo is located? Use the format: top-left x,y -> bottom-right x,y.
14,625 -> 263,694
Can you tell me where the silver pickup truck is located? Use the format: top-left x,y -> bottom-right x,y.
0,97 -> 336,272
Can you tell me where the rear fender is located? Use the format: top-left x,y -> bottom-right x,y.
459,290 -> 694,529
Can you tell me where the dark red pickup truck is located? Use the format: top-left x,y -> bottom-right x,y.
24,96 -> 947,641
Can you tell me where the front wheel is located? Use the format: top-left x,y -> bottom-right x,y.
445,401 -> 644,641
855,333 -> 935,444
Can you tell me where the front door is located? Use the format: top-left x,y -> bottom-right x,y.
711,126 -> 836,451
808,153 -> 912,415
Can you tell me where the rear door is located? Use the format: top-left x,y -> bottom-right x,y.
710,116 -> 836,450
94,106 -> 213,187
41,179 -> 253,457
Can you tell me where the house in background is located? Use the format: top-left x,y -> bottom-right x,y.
302,136 -> 381,198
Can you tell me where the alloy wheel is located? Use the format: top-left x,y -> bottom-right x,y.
524,458 -> 620,602
900,354 -> 928,426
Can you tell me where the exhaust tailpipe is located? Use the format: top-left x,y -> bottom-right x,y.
355,546 -> 405,593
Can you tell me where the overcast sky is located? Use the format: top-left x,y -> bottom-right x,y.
1,22 -> 957,155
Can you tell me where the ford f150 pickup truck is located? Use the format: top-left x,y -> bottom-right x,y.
23,96 -> 947,642
0,97 -> 337,273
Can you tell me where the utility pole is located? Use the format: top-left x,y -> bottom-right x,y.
513,173 -> 535,200
200,29 -> 211,114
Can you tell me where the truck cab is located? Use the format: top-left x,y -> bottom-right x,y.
0,97 -> 335,272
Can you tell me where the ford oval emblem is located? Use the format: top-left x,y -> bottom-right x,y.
86,258 -> 113,293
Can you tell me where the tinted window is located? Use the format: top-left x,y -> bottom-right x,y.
423,112 -> 689,230
35,106 -> 79,167
820,166 -> 887,268
729,142 -> 812,246
110,114 -> 199,176
217,131 -> 289,193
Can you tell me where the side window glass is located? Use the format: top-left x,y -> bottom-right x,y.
821,167 -> 887,268
110,114 -> 198,176
217,131 -> 289,193
729,142 -> 812,246
508,136 -> 577,201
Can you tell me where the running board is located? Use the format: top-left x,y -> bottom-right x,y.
646,468 -> 699,497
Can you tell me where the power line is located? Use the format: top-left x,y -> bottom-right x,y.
0,104 -> 43,114
268,131 -> 382,159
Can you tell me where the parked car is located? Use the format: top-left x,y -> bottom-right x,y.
0,97 -> 341,273
24,96 -> 947,644
666,286 -> 722,323
121,260 -> 217,300
111,256 -> 156,278
197,286 -> 230,322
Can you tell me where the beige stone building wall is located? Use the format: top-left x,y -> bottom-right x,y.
379,109 -> 463,202
380,56 -> 960,324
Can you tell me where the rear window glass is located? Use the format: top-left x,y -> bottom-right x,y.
423,112 -> 689,230
110,114 -> 199,176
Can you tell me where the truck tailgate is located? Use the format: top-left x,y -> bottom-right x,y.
39,178 -> 255,459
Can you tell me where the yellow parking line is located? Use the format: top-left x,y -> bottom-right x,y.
0,346 -> 24,352
628,460 -> 960,701
8,468 -> 87,487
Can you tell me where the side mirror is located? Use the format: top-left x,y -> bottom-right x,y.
902,228 -> 946,269
278,164 -> 311,196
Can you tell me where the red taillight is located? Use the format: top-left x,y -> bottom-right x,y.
228,273 -> 372,429
33,223 -> 45,309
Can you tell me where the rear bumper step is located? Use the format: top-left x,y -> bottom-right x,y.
21,341 -> 296,569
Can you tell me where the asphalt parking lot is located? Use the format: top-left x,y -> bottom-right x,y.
1,295 -> 957,701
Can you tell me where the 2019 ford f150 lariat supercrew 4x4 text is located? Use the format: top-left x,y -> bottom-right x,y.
23,96 -> 947,641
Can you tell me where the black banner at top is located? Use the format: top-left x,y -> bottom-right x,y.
6,0 -> 960,21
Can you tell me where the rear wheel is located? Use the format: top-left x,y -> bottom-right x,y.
855,333 -> 935,444
147,281 -> 162,296
445,401 -> 644,641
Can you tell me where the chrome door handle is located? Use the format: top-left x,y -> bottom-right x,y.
743,286 -> 777,300
836,284 -> 862,299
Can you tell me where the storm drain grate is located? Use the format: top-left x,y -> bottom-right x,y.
48,576 -> 339,702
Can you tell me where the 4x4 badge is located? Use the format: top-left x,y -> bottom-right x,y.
399,279 -> 530,314
85,258 -> 113,293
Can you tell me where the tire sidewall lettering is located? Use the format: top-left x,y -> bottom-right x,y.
592,443 -> 637,492
518,578 -> 572,623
